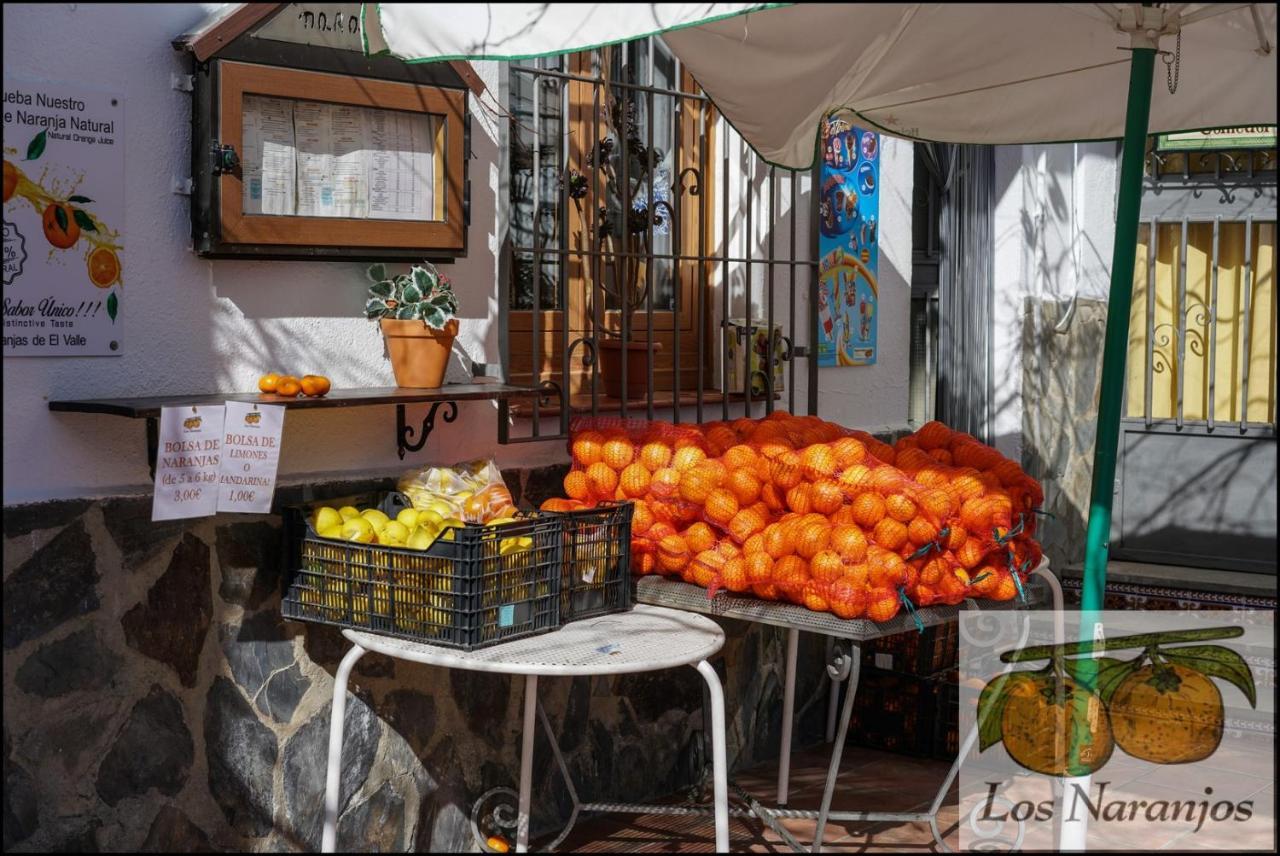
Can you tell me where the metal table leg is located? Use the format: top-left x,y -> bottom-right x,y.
812,643 -> 861,852
778,627 -> 800,804
322,644 -> 367,853
517,674 -> 538,853
695,659 -> 730,853
825,637 -> 840,744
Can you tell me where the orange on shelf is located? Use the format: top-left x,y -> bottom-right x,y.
258,373 -> 281,393
300,375 -> 331,397
872,517 -> 909,552
866,586 -> 902,622
727,506 -> 768,544
703,488 -> 739,526
829,577 -> 867,619
830,523 -> 868,563
794,521 -> 831,560
720,556 -> 750,592
684,522 -> 717,554
810,550 -> 844,584
276,377 -> 302,397
851,492 -> 886,528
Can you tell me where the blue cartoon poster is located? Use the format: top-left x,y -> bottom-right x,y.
817,115 -> 878,367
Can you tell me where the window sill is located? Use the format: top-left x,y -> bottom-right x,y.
1060,560 -> 1276,599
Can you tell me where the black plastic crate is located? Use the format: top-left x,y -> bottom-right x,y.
931,670 -> 960,761
553,501 -> 634,623
865,622 -> 958,677
847,667 -> 939,758
281,492 -> 562,651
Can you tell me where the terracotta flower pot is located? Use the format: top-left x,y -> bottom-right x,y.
380,317 -> 459,389
598,337 -> 662,399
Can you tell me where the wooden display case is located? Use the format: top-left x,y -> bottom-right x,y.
175,3 -> 477,261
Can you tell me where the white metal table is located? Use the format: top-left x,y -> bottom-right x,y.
320,604 -> 729,853
636,560 -> 1061,853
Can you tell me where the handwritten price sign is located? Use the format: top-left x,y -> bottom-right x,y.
217,402 -> 285,513
151,405 -> 224,521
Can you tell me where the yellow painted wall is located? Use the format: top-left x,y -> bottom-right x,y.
1128,221 -> 1276,424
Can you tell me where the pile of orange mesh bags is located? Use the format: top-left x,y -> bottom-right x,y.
539,412 -> 1044,623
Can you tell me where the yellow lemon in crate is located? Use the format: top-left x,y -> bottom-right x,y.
407,526 -> 435,551
317,525 -> 343,541
418,509 -> 445,529
313,506 -> 343,532
342,517 -> 376,543
338,505 -> 361,521
440,519 -> 465,541
361,508 -> 391,532
382,520 -> 411,543
396,507 -> 420,529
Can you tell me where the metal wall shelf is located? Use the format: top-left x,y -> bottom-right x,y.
48,382 -> 544,475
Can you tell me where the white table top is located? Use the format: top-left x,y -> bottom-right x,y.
343,604 -> 725,676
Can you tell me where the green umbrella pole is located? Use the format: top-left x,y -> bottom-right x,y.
1079,45 -> 1156,621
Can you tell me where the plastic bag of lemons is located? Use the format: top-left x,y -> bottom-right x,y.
397,458 -> 519,525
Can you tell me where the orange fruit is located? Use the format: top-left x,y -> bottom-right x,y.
752,582 -> 781,601
968,565 -> 1000,595
830,505 -> 856,525
851,492 -> 886,528
720,556 -> 750,592
638,441 -> 672,472
772,555 -> 810,600
956,537 -> 987,569
944,523 -> 967,551
563,470 -> 591,501
785,483 -> 813,514
258,373 -> 281,393
829,577 -> 867,619
872,517 -> 909,552
885,494 -> 918,523
647,466 -> 680,499
672,446 -> 707,472
830,524 -> 868,563
541,498 -> 585,513
300,375 -> 331,397
918,556 -> 948,585
42,202 -> 80,248
704,488 -> 740,526
705,425 -> 738,457
2,160 -> 16,202
684,522 -> 717,554
632,552 -> 657,576
929,448 -> 954,466
915,466 -> 950,488
948,472 -> 987,503
657,534 -> 691,573
795,521 -> 831,560
727,507 -> 768,545
759,482 -> 786,513
726,468 -> 762,506
620,463 -> 651,498
810,479 -> 844,516
678,466 -> 717,505
866,439 -> 896,465
918,488 -> 956,521
991,572 -> 1020,601
831,437 -> 867,468
843,562 -> 870,589
870,466 -> 903,496
837,464 -> 872,497
631,501 -> 654,535
868,548 -> 907,587
865,587 -> 902,622
801,444 -> 838,480
895,447 -> 933,474
810,550 -> 844,584
769,451 -> 804,490
742,533 -> 766,555
915,420 -> 953,451
907,516 -> 940,546
602,437 -> 635,470
745,551 -> 774,583
571,431 -> 607,467
587,462 -> 619,497
990,458 -> 1025,486
802,581 -> 831,613
717,540 -> 742,559
87,247 -> 121,288
276,377 -> 302,397
762,524 -> 793,559
722,444 -> 760,472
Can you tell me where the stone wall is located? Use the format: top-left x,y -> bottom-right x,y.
3,468 -> 830,852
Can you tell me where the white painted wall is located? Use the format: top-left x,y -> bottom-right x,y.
1,3 -> 913,505
992,142 -> 1117,460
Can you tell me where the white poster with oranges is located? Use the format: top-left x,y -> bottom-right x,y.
3,78 -> 123,356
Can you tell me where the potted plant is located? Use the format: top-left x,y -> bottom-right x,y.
572,69 -> 671,399
365,262 -> 459,389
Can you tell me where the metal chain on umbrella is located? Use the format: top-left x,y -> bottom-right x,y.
1163,29 -> 1182,93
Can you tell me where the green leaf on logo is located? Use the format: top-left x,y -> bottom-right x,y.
73,209 -> 97,232
1161,644 -> 1257,707
107,291 -> 118,323
68,195 -> 93,203
1059,656 -> 1139,704
26,130 -> 47,161
54,205 -> 68,233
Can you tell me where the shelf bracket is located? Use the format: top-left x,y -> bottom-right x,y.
145,416 -> 160,480
396,401 -> 458,459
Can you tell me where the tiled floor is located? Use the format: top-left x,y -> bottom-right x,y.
555,744 -> 960,852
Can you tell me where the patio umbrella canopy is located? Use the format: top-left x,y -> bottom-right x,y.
363,3 -> 1276,168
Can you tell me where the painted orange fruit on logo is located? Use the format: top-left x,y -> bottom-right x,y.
999,675 -> 1113,777
87,247 -> 121,288
1109,664 -> 1224,764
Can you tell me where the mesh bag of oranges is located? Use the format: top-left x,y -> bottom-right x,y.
543,414 -> 1044,623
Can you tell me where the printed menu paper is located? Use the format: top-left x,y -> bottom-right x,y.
152,405 -> 225,521
217,402 -> 285,514
240,96 -> 435,221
